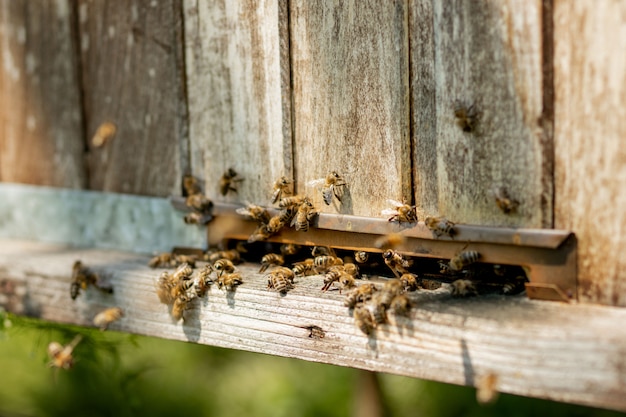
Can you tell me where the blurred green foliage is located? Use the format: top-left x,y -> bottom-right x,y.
0,314 -> 624,417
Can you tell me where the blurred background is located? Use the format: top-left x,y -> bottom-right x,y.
0,312 -> 623,417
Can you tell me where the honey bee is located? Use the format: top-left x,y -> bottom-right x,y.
219,168 -> 244,196
343,263 -> 359,279
70,260 -> 111,299
91,121 -> 116,148
182,174 -> 203,197
280,243 -> 301,256
381,199 -> 418,223
424,216 -> 456,238
217,272 -> 243,291
236,203 -> 271,224
353,305 -> 375,335
266,270 -> 294,294
449,250 -> 480,272
213,259 -> 236,277
450,279 -> 477,297
156,271 -> 176,304
271,176 -> 293,204
248,224 -> 272,243
454,103 -> 478,132
267,207 -> 297,234
148,252 -> 174,268
377,279 -> 405,308
195,264 -> 214,297
366,300 -> 387,325
493,186 -> 519,214
183,211 -> 211,225
206,249 -> 242,264
344,283 -> 377,308
354,251 -> 369,264
382,250 -> 412,278
173,254 -> 198,268
339,272 -> 356,293
278,195 -> 307,209
321,266 -> 343,291
185,193 -> 213,215
291,198 -> 317,232
259,253 -> 285,273
307,171 -> 347,205
292,258 -> 315,276
374,232 -> 406,249
93,307 -> 124,330
314,255 -> 343,274
502,275 -> 527,295
400,273 -> 420,292
47,335 -> 82,370
311,246 -> 335,257
389,294 -> 411,317
171,276 -> 195,300
476,373 -> 499,405
171,294 -> 192,321
172,263 -> 193,281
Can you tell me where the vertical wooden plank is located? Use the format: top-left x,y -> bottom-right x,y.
184,0 -> 292,204
290,0 -> 411,217
0,0 -> 86,188
554,0 -> 626,306
418,0 -> 551,227
78,0 -> 187,197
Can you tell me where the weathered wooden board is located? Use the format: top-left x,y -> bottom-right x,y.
0,0 -> 86,188
1,239 -> 626,411
553,0 -> 626,307
184,0 -> 292,205
415,0 -> 551,228
77,0 -> 187,197
290,0 -> 411,217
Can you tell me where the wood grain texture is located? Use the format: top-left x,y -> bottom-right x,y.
0,0 -> 86,188
1,239 -> 626,411
184,0 -> 292,205
413,0 -> 552,227
290,0 -> 411,217
78,0 -> 187,197
553,0 -> 626,306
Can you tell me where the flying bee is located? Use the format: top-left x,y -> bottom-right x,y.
382,199 -> 418,223
148,252 -> 174,268
493,186 -> 519,214
400,273 -> 420,292
377,279 -> 405,308
184,211 -> 211,225
278,195 -> 307,209
343,263 -> 359,279
390,294 -> 411,317
91,121 -> 116,148
374,232 -> 406,249
314,255 -> 343,274
217,272 -> 243,291
259,253 -> 285,273
195,264 -> 214,297
47,335 -> 82,370
171,294 -> 192,321
291,198 -> 317,232
366,299 -> 387,325
206,249 -> 242,264
172,263 -> 193,281
185,193 -> 213,214
280,243 -> 301,256
321,266 -> 344,292
307,171 -> 347,205
353,305 -> 375,335
476,373 -> 500,405
382,250 -> 412,278
182,174 -> 203,197
344,283 -> 377,308
248,224 -> 272,243
271,176 -> 293,204
213,259 -> 236,277
236,203 -> 271,224
70,260 -> 110,299
311,246 -> 335,257
292,258 -> 315,276
449,250 -> 480,272
424,216 -> 456,238
354,251 -> 369,264
93,307 -> 124,331
450,279 -> 478,297
266,270 -> 294,294
454,103 -> 479,132
219,168 -> 244,196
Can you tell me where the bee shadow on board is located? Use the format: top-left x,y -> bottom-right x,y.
391,311 -> 415,338
225,289 -> 238,309
334,186 -> 353,215
181,302 -> 201,343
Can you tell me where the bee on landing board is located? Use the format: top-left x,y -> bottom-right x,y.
259,253 -> 285,273
93,307 -> 124,331
344,283 -> 377,308
450,279 -> 478,297
217,272 -> 243,291
219,168 -> 244,196
271,176 -> 293,204
266,269 -> 294,294
307,171 -> 347,205
381,200 -> 418,224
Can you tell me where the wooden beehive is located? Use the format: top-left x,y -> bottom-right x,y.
1,0 -> 625,411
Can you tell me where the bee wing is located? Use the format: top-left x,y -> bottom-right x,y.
306,178 -> 326,188
322,187 -> 333,205
386,199 -> 404,208
381,209 -> 398,216
235,207 -> 252,217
